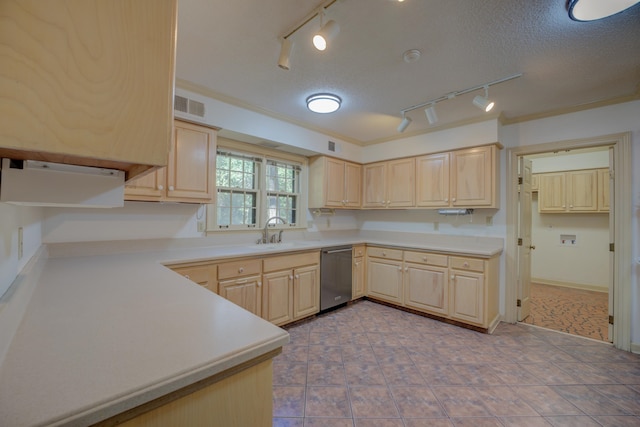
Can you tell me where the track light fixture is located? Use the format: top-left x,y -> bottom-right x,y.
313,10 -> 340,51
567,0 -> 640,21
397,73 -> 522,133
278,38 -> 293,70
472,86 -> 494,112
424,103 -> 438,125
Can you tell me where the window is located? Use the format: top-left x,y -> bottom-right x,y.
208,144 -> 306,231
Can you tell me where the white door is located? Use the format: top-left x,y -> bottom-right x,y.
517,157 -> 533,321
607,147 -> 614,342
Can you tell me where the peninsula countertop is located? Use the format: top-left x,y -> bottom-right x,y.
0,231 -> 503,426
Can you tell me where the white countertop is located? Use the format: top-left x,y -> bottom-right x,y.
0,231 -> 503,426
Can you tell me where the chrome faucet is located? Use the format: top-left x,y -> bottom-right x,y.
260,216 -> 287,244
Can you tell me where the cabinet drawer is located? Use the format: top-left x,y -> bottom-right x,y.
449,256 -> 484,273
367,247 -> 403,260
353,245 -> 365,258
404,251 -> 448,267
218,259 -> 262,279
263,251 -> 320,272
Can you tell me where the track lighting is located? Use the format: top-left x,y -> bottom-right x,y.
567,0 -> 640,21
277,38 -> 293,70
472,86 -> 495,112
397,114 -> 412,133
397,73 -> 522,133
313,10 -> 339,51
424,104 -> 438,125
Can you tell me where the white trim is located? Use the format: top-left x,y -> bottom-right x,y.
505,132 -> 632,351
531,278 -> 608,293
631,342 -> 640,355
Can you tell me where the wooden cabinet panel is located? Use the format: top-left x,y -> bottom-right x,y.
324,158 -> 347,207
293,265 -> 320,320
404,263 -> 448,316
567,169 -> 597,212
531,174 -> 540,192
367,257 -> 403,304
0,0 -> 177,179
449,256 -> 484,273
352,256 -> 366,300
170,264 -> 217,293
219,275 -> 262,317
449,270 -> 484,325
308,156 -> 361,208
362,162 -> 387,208
451,146 -> 495,207
598,168 -> 610,212
538,172 -> 566,212
404,251 -> 448,267
344,161 -> 362,208
262,271 -> 293,325
124,168 -> 166,199
387,158 -> 415,207
538,169 -> 604,213
366,247 -> 403,260
218,259 -> 262,280
416,153 -> 450,207
263,252 -> 320,273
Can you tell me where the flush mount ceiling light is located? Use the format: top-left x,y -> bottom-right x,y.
397,73 -> 522,133
312,10 -> 340,51
306,93 -> 342,113
567,0 -> 640,21
472,86 -> 495,112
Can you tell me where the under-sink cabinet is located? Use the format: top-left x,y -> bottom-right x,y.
366,246 -> 500,332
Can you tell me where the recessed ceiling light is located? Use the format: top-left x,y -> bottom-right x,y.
306,93 -> 342,113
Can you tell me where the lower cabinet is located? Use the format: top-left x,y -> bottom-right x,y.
169,263 -> 218,293
352,245 -> 366,300
366,246 -> 499,331
219,275 -> 262,317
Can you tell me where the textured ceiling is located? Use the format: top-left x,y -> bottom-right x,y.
176,0 -> 640,145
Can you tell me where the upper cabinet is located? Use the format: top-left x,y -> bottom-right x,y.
0,0 -> 177,180
416,145 -> 499,209
125,120 -> 216,204
538,169 -> 605,213
309,157 -> 361,208
362,158 -> 415,208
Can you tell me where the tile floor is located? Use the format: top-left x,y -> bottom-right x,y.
272,300 -> 640,427
522,283 -> 609,341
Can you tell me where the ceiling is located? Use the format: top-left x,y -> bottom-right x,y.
175,0 -> 640,146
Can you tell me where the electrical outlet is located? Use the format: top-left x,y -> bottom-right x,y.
197,221 -> 205,232
18,227 -> 23,260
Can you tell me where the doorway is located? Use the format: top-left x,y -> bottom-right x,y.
520,147 -> 611,342
505,132 -> 632,351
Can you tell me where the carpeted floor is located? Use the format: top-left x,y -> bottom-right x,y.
521,282 -> 609,341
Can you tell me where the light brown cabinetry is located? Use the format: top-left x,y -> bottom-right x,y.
218,259 -> 263,317
366,246 -> 500,331
416,145 -> 499,208
597,168 -> 610,212
531,174 -> 540,192
538,169 -> 603,213
170,263 -> 218,293
0,0 -> 177,180
125,121 -> 217,203
309,156 -> 362,208
363,158 -> 415,208
263,252 -> 320,326
352,245 -> 366,300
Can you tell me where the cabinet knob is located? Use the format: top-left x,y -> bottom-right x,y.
404,266 -> 409,272
569,205 -> 573,208
398,266 -> 402,271
184,274 -> 190,280
238,267 -> 244,273
452,197 -> 456,202
380,201 -> 385,205
382,252 -> 387,256
444,198 -> 448,202
169,186 -> 175,191
463,262 -> 469,268
258,282 -> 262,287
386,200 -> 391,204
342,200 -> 346,205
422,256 -> 427,262
450,275 -> 455,280
562,205 -> 566,208
295,274 -> 300,279
158,185 -> 164,190
289,275 -> 294,280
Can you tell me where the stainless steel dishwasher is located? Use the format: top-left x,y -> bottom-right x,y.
320,246 -> 353,312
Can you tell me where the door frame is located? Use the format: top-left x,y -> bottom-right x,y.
505,132 -> 632,351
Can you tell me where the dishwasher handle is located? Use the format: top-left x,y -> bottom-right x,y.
323,248 -> 352,254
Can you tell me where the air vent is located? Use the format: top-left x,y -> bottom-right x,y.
174,95 -> 205,118
328,141 -> 336,152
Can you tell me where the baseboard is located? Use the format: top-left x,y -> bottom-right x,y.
532,278 -> 608,293
631,342 -> 640,355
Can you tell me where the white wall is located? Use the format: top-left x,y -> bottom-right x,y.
0,203 -> 42,298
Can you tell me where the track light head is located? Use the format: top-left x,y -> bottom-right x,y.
397,115 -> 412,133
313,9 -> 339,52
278,38 -> 293,70
424,104 -> 438,125
472,86 -> 494,112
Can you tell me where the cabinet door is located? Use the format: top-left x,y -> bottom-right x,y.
449,270 -> 484,326
416,153 -> 450,207
219,275 -> 262,317
404,263 -> 448,316
262,271 -> 294,325
367,257 -> 403,304
597,168 -> 610,212
324,158 -> 347,207
166,121 -> 216,202
567,170 -> 597,212
531,174 -> 540,192
344,161 -> 362,208
387,158 -> 415,207
124,168 -> 166,200
451,146 -> 494,207
362,162 -> 387,208
293,265 -> 320,320
171,264 -> 217,293
352,256 -> 366,300
538,172 -> 566,212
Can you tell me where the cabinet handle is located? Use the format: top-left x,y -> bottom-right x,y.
386,200 -> 391,205
397,266 -> 402,271
289,275 -> 294,280
236,279 -> 247,284
382,252 -> 387,256
422,256 -> 427,262
452,197 -> 456,202
258,281 -> 262,287
158,185 -> 164,190
569,205 -> 573,208
444,198 -> 448,202
450,275 -> 455,280
463,262 -> 469,268
295,274 -> 299,279
169,186 -> 175,191
354,261 -> 360,266
562,205 -> 566,208
404,266 -> 409,272
238,267 -> 244,273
